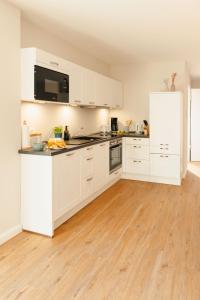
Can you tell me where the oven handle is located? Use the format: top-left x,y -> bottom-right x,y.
110,144 -> 122,150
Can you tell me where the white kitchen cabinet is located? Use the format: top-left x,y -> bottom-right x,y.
150,92 -> 182,155
85,69 -> 97,105
94,142 -> 109,191
21,48 -> 123,108
123,137 -> 150,177
68,63 -> 86,105
96,73 -> 112,107
110,79 -> 123,109
149,92 -> 183,184
125,159 -> 149,175
150,154 -> 180,179
81,151 -> 95,200
191,89 -> 200,161
53,151 -> 81,220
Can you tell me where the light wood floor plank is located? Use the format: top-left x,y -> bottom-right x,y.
1,172 -> 200,299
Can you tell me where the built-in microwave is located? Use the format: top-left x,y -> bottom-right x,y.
34,65 -> 69,103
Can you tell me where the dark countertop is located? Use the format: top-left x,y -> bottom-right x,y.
19,132 -> 149,156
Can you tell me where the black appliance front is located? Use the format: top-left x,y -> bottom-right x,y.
111,117 -> 118,132
109,140 -> 122,173
34,65 -> 69,103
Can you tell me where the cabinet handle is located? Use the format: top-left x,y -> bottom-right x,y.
100,143 -> 106,147
50,61 -> 59,66
86,177 -> 93,182
74,100 -> 81,103
86,157 -> 93,161
165,144 -> 169,146
114,171 -> 119,175
160,155 -> 168,158
160,147 -> 163,149
160,144 -> 163,145
133,146 -> 141,148
86,147 -> 93,151
66,152 -> 75,156
104,103 -> 108,106
89,101 -> 95,105
165,148 -> 168,150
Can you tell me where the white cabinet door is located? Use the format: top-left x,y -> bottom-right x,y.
85,69 -> 96,105
150,154 -> 180,178
96,73 -> 111,107
36,48 -> 66,72
125,159 -> 149,175
111,79 -> 123,109
53,151 -> 81,220
125,144 -> 149,160
68,63 -> 86,105
191,89 -> 200,161
81,152 -> 95,200
150,92 -> 181,155
94,142 -> 109,191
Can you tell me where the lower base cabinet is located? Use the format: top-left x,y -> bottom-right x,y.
21,141 -> 117,237
150,154 -> 180,179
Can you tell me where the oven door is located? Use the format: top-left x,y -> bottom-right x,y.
34,65 -> 69,103
110,143 -> 122,173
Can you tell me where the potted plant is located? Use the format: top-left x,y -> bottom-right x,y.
54,126 -> 63,138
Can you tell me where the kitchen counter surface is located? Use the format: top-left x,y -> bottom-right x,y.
19,132 -> 149,156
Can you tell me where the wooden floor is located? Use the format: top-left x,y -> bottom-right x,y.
1,172 -> 200,300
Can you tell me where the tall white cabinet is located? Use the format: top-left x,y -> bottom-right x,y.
149,92 -> 183,185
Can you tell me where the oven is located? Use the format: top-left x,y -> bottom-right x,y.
34,65 -> 69,103
109,138 -> 122,173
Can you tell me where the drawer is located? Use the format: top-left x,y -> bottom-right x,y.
125,137 -> 149,146
81,145 -> 95,157
150,154 -> 180,178
125,159 -> 149,175
109,168 -> 122,181
81,155 -> 94,179
82,176 -> 94,200
150,144 -> 180,155
125,144 -> 149,160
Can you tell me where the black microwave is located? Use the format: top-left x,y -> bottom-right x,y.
34,65 -> 69,103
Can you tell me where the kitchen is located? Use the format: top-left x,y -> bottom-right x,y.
0,0 -> 198,299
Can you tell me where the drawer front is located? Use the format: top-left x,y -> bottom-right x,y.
125,144 -> 149,160
125,159 -> 149,175
150,143 -> 180,155
109,168 -> 122,181
150,154 -> 180,178
125,137 -> 149,146
82,176 -> 94,200
81,155 -> 94,179
81,145 -> 95,157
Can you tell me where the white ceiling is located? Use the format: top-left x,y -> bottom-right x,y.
9,0 -> 200,77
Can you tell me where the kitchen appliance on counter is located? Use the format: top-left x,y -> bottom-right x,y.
111,117 -> 118,132
34,65 -> 69,103
109,138 -> 122,173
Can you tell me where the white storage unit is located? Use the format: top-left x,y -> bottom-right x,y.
21,141 -> 120,237
149,92 -> 183,185
123,137 -> 150,179
21,48 -> 123,108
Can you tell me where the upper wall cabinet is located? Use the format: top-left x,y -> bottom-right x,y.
21,48 -> 123,108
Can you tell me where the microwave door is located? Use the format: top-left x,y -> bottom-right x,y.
34,65 -> 69,102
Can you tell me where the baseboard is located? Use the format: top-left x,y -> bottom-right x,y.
122,173 -> 181,186
0,225 -> 22,246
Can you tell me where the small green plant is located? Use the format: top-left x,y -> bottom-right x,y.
54,126 -> 63,138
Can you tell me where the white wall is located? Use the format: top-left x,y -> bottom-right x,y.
109,61 -> 189,175
0,0 -> 21,244
21,103 -> 109,139
21,18 -> 110,137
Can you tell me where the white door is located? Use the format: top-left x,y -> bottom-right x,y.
191,89 -> 200,161
53,151 -> 81,220
94,142 -> 109,191
68,63 -> 86,105
150,154 -> 180,178
150,92 -> 181,155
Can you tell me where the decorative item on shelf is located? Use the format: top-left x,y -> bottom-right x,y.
54,126 -> 63,138
163,78 -> 170,91
143,120 -> 149,136
170,72 -> 177,91
64,125 -> 70,141
124,119 -> 133,132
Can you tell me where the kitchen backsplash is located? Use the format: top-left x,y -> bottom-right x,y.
21,102 -> 109,139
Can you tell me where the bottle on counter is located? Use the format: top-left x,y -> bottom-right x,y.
64,126 -> 70,141
21,120 -> 30,149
